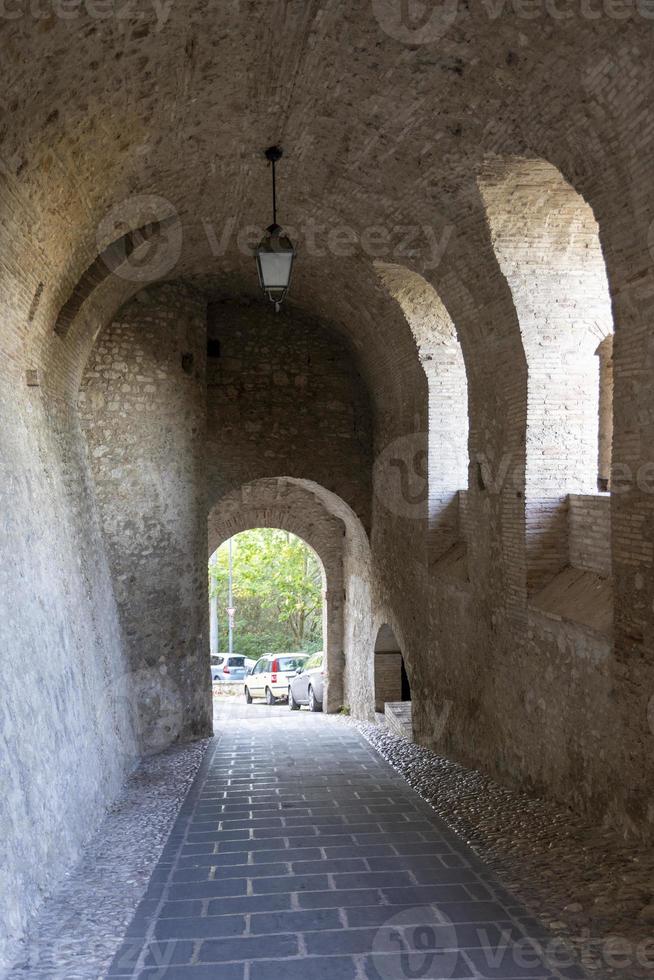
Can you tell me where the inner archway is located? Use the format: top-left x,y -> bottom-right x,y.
208,528 -> 325,677
208,478 -> 350,713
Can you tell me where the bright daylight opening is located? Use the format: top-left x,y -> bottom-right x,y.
208,528 -> 326,712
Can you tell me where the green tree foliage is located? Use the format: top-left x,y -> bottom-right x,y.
209,529 -> 323,660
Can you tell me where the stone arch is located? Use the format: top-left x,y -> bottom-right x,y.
478,156 -> 615,591
374,261 -> 469,564
208,478 -> 347,713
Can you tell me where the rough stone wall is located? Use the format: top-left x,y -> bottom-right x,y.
79,283 -> 212,752
205,301 -> 372,530
0,162 -> 145,969
0,382 -> 139,972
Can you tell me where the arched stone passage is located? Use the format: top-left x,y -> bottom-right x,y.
5,11 -> 654,968
208,479 -> 346,713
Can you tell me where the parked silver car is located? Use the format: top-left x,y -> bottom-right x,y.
211,654 -> 247,683
288,652 -> 324,711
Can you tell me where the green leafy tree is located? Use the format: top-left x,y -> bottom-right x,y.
208,529 -> 323,659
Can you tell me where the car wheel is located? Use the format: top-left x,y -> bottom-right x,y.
288,686 -> 300,711
308,686 -> 322,713
244,686 -> 252,704
265,687 -> 276,706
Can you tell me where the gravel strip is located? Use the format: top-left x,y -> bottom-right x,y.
3,738 -> 210,980
357,722 -> 654,980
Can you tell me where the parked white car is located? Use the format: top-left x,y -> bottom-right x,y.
244,653 -> 307,705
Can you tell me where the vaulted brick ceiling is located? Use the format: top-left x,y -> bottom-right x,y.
2,3 -> 650,408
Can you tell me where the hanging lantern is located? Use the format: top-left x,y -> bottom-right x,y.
254,146 -> 296,312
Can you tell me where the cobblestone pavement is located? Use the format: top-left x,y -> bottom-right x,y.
358,723 -> 654,980
107,702 -> 588,979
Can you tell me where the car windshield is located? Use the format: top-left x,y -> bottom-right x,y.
228,657 -> 245,667
277,656 -> 306,672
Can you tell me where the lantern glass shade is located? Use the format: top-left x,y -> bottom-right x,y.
255,224 -> 295,306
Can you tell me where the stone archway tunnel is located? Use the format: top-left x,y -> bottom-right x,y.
2,7 -> 654,977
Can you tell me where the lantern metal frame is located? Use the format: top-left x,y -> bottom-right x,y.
254,146 -> 296,312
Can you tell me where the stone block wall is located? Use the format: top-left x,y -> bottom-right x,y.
205,300 -> 372,530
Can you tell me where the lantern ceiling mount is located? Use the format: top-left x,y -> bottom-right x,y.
254,146 -> 296,313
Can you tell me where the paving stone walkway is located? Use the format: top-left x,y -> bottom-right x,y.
108,705 -> 587,979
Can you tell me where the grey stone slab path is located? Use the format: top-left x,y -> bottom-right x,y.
108,704 -> 588,980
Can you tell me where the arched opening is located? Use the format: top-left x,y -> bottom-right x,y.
374,262 -> 469,567
207,478 -> 358,716
478,157 -> 614,593
208,529 -> 325,698
374,624 -> 411,714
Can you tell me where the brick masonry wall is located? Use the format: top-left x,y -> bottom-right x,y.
568,494 -> 612,578
374,654 -> 403,712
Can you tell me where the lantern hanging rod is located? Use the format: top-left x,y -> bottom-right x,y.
265,145 -> 283,229
254,145 -> 295,313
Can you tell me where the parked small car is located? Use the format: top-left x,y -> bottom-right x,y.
288,652 -> 324,712
244,653 -> 307,705
212,655 -> 247,683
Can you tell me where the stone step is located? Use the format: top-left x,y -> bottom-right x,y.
384,701 -> 413,741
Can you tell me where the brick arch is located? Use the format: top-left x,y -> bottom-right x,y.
374,261 -> 469,563
478,156 -> 615,593
208,478 -> 346,713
